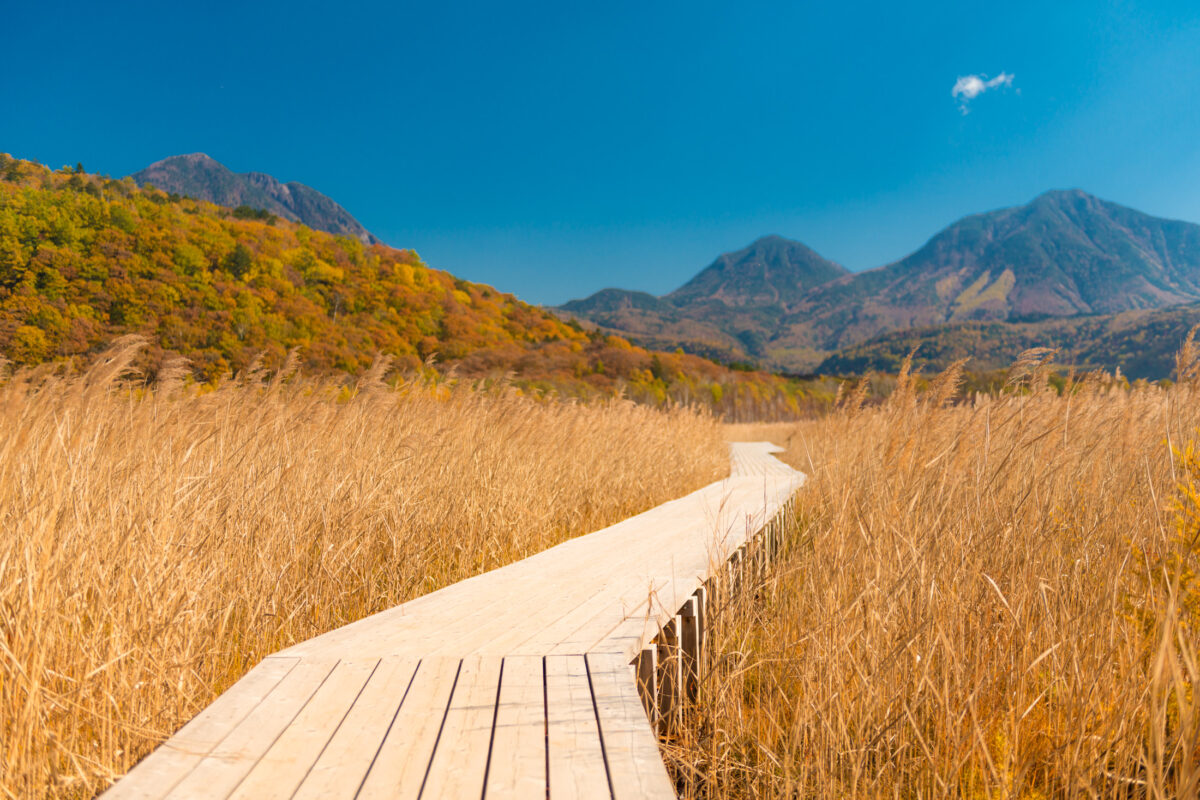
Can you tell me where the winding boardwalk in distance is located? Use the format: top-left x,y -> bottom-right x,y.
103,442 -> 805,800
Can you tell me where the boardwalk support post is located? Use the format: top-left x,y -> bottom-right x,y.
656,615 -> 683,735
679,597 -> 700,703
636,646 -> 659,728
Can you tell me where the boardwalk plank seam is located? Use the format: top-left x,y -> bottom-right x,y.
415,659 -> 463,799
584,658 -> 616,800
480,657 -> 506,798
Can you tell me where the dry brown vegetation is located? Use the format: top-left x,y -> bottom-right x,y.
0,339 -> 726,799
679,354 -> 1200,798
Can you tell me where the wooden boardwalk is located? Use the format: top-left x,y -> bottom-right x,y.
103,442 -> 804,800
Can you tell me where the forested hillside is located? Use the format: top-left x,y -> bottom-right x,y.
818,303 -> 1200,379
0,155 -> 822,418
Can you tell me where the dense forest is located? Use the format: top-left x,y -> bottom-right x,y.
0,154 -> 826,419
818,305 -> 1200,380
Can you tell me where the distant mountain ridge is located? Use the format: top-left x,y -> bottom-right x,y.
558,234 -> 852,364
131,153 -> 379,245
559,191 -> 1200,372
774,189 -> 1200,356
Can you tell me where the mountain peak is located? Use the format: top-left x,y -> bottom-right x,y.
1036,188 -> 1089,200
1028,188 -> 1098,210
666,236 -> 848,309
750,233 -> 791,245
131,154 -> 379,245
143,153 -> 226,172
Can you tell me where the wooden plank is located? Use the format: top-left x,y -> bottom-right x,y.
459,489 -> 734,657
528,478 -> 800,660
517,576 -> 672,657
167,659 -> 337,800
484,655 -> 546,799
587,609 -> 661,663
291,657 -> 421,800
527,508 -> 726,658
451,475 -> 776,658
355,657 -> 462,800
421,655 -> 503,799
545,655 -> 610,800
518,538 -> 682,639
99,657 -> 298,800
538,492 -> 761,659
586,652 -> 676,799
430,557 -> 657,658
278,569 -> 532,661
560,568 -> 699,658
228,659 -> 378,799
726,547 -> 742,598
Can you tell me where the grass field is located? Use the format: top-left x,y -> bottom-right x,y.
9,336 -> 1200,799
0,338 -> 726,799
676,354 -> 1200,798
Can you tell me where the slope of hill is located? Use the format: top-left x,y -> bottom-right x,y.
557,288 -> 747,363
818,303 -> 1200,379
131,153 -> 380,245
562,191 -> 1200,372
0,154 -> 822,418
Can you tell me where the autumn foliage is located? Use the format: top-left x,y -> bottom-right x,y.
0,154 -> 824,419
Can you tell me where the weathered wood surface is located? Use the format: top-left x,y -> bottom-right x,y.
102,442 -> 803,799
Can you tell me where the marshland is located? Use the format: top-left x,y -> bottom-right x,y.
4,339 -> 1200,798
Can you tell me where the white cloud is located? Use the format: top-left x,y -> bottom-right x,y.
952,72 -> 1014,113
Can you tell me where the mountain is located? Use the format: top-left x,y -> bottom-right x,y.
561,191 -> 1200,372
774,189 -> 1200,357
666,234 -> 849,308
558,235 -> 850,365
560,288 -> 673,315
131,153 -> 380,245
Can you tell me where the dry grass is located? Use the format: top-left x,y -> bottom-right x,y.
0,339 -> 726,799
677,362 -> 1200,798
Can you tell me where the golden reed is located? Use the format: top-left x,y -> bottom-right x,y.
0,338 -> 725,798
677,348 -> 1200,798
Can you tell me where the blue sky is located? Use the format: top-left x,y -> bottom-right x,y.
3,1 -> 1200,305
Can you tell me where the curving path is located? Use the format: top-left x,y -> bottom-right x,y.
103,442 -> 804,800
